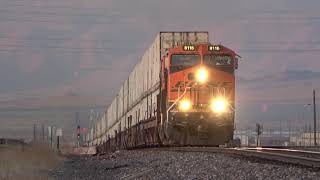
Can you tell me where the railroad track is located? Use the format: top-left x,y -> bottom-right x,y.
158,146 -> 320,168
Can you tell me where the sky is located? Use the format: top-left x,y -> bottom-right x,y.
0,0 -> 320,138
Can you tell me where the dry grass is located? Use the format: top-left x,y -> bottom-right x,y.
0,144 -> 63,180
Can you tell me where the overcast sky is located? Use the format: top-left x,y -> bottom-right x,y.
0,0 -> 320,132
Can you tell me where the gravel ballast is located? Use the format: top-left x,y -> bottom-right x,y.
51,149 -> 320,180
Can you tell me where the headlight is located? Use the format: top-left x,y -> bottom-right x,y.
196,67 -> 208,83
179,99 -> 192,112
211,98 -> 228,113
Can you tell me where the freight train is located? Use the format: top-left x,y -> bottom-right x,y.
88,32 -> 240,152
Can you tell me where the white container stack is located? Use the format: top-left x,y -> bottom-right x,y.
94,32 -> 209,143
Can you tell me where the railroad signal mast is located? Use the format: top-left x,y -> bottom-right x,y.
256,123 -> 263,146
75,112 -> 81,147
77,125 -> 81,147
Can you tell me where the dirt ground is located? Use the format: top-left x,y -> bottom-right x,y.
0,144 -> 63,180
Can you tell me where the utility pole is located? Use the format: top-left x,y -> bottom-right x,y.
57,135 -> 60,151
56,128 -> 62,152
33,123 -> 37,143
288,119 -> 291,144
313,90 -> 317,146
48,126 -> 52,147
280,120 -> 282,137
309,125 -> 312,146
41,124 -> 45,143
256,123 -> 263,146
50,126 -> 53,148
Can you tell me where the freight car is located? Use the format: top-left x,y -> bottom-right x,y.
89,32 -> 240,152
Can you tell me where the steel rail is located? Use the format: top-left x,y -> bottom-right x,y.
158,147 -> 320,168
242,147 -> 320,159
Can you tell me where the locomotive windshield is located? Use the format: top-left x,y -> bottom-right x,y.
204,55 -> 232,67
170,54 -> 200,73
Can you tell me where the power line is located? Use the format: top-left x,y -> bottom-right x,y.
0,9 -> 122,18
0,37 -> 139,43
3,2 -> 118,11
0,50 -> 115,54
239,49 -> 320,53
0,17 -> 115,24
0,46 -> 138,54
0,44 -> 319,54
242,41 -> 320,45
1,37 -> 320,46
0,44 -> 114,49
0,41 -> 319,51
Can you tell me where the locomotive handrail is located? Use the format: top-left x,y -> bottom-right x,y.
165,86 -> 191,127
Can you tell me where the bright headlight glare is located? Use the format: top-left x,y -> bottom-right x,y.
196,67 -> 208,83
211,98 -> 228,113
179,99 -> 192,111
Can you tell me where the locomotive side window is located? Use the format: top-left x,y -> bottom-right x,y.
204,55 -> 232,67
170,54 -> 200,73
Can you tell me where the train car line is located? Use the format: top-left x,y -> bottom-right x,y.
89,31 -> 241,153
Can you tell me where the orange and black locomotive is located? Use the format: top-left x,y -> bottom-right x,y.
158,44 -> 239,145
